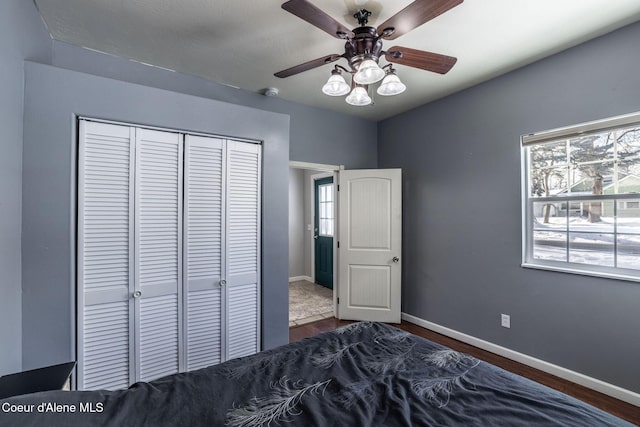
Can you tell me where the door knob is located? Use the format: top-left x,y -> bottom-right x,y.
392,257 -> 400,263
219,279 -> 227,286
313,235 -> 319,240
132,290 -> 142,298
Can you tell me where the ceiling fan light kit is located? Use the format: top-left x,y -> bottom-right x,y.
276,0 -> 463,107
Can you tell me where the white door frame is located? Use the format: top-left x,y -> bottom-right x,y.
289,161 -> 340,318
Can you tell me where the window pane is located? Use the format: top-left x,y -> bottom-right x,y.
533,231 -> 567,261
617,201 -> 640,269
319,183 -> 333,203
617,199 -> 640,233
529,142 -> 568,197
570,132 -> 615,164
570,125 -> 640,195
569,161 -> 614,196
614,125 -> 640,189
319,218 -> 334,237
568,232 -> 614,267
567,200 -> 614,233
615,172 -> 640,196
533,201 -> 566,230
617,235 -> 640,270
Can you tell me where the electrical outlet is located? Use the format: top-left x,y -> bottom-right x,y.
501,314 -> 511,328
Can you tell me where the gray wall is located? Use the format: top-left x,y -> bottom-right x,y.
22,62 -> 289,370
288,168 -> 305,278
0,0 -> 51,375
51,41 -> 378,169
378,21 -> 640,393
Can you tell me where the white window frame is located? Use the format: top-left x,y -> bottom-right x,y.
521,111 -> 640,283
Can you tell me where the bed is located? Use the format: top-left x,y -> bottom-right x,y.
0,322 -> 633,426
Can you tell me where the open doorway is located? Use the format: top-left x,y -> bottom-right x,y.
288,162 -> 338,327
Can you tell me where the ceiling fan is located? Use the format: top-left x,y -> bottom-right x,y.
274,0 -> 463,106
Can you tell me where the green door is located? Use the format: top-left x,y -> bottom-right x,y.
314,177 -> 334,289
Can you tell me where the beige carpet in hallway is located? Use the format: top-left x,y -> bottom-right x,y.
289,280 -> 333,326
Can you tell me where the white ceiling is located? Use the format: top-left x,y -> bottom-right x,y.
34,0 -> 640,121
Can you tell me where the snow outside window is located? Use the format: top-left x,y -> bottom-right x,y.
522,112 -> 640,282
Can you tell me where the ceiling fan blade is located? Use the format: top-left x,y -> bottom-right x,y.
275,54 -> 342,78
377,0 -> 463,40
282,0 -> 354,39
385,46 -> 457,74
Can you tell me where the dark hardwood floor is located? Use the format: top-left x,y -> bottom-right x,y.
290,318 -> 640,425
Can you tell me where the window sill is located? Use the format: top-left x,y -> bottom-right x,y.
521,262 -> 640,283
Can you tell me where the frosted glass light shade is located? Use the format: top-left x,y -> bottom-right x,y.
345,86 -> 371,106
377,73 -> 406,96
353,59 -> 385,85
322,73 -> 350,96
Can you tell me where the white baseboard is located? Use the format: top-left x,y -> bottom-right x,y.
289,275 -> 313,283
402,312 -> 640,407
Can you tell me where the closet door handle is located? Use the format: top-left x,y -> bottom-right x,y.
132,290 -> 142,299
219,279 -> 227,287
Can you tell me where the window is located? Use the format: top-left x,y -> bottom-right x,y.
522,112 -> 640,281
318,183 -> 334,236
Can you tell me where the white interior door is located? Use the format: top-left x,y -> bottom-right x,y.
338,169 -> 402,323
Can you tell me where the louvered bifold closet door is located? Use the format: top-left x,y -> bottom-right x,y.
135,129 -> 184,381
78,121 -> 135,390
226,141 -> 261,359
183,135 -> 225,371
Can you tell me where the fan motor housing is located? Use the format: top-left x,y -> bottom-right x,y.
346,26 -> 383,70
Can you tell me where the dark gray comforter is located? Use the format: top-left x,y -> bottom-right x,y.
0,322 -> 633,426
